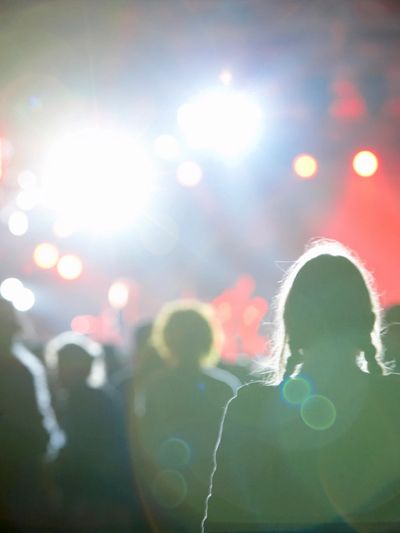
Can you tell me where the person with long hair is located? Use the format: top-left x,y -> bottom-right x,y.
203,240 -> 400,532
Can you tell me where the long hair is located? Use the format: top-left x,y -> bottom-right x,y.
266,240 -> 385,384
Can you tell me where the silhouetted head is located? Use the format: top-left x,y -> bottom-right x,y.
271,240 -> 383,382
382,304 -> 400,368
0,298 -> 20,349
153,301 -> 219,368
46,332 -> 103,389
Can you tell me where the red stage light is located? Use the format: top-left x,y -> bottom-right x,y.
352,150 -> 378,177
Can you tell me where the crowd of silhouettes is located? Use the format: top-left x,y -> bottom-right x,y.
0,239 -> 399,532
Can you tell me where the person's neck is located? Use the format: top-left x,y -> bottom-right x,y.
301,339 -> 360,382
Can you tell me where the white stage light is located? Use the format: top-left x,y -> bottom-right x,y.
13,287 -> 35,312
0,278 -> 23,302
108,280 -> 130,310
153,134 -> 181,161
43,128 -> 157,234
8,211 -> 29,236
177,88 -> 263,159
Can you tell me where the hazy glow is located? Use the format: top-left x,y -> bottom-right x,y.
57,254 -> 83,280
53,217 -> 76,238
108,281 -> 130,310
177,88 -> 263,159
353,150 -> 378,177
13,287 -> 35,312
8,211 -> 29,236
18,170 -> 37,189
33,243 -> 59,269
0,278 -> 23,302
153,135 -> 181,160
293,154 -> 318,179
177,160 -> 203,187
16,189 -> 39,211
43,128 -> 156,234
219,69 -> 233,86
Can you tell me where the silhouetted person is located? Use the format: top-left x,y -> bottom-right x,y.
382,305 -> 400,373
136,301 -> 240,532
204,241 -> 400,532
0,298 -> 60,529
47,332 -> 132,531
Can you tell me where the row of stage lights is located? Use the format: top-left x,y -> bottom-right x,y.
4,148 -> 379,239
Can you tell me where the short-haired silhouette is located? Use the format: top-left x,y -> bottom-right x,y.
136,301 -> 240,532
204,241 -> 400,532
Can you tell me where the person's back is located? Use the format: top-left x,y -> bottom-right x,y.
204,241 -> 400,532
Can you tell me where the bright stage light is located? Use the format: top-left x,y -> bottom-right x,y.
352,150 -> 378,177
153,135 -> 181,160
16,189 -> 39,211
293,154 -> 318,179
177,160 -> 203,187
108,280 -> 130,310
177,88 -> 263,159
13,287 -> 35,312
57,254 -> 83,281
0,278 -> 23,302
43,128 -> 156,234
33,243 -> 59,270
219,69 -> 233,86
8,211 -> 29,236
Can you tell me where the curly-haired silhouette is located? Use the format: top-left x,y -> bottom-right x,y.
204,241 -> 400,532
136,301 -> 240,532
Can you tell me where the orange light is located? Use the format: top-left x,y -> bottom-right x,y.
352,150 -> 378,177
33,243 -> 59,270
293,154 -> 318,179
57,254 -> 83,280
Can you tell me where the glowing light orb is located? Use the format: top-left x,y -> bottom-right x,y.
57,254 -> 83,281
0,278 -> 23,302
33,243 -> 59,270
152,469 -> 188,509
177,88 -> 263,159
43,127 -> 156,234
8,211 -> 29,236
219,69 -> 233,86
177,160 -> 203,187
153,134 -> 181,160
159,438 -> 191,468
282,377 -> 311,405
352,150 -> 378,177
13,287 -> 35,312
108,281 -> 130,310
300,394 -> 337,431
293,154 -> 318,179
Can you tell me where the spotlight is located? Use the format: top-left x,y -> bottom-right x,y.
293,154 -> 318,179
43,127 -> 156,234
0,278 -> 23,302
13,287 -> 35,312
108,281 -> 130,310
8,211 -> 29,236
219,69 -> 233,86
177,160 -> 203,187
177,88 -> 263,159
57,254 -> 83,281
33,243 -> 59,270
352,150 -> 378,177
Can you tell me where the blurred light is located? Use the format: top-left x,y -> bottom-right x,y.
139,215 -> 179,255
71,315 -> 93,334
8,211 -> 29,236
33,243 -> 59,270
153,134 -> 181,160
352,150 -> 378,177
57,254 -> 83,280
53,217 -> 76,238
18,170 -> 37,189
16,189 -> 39,211
43,127 -> 156,234
177,160 -> 203,187
0,138 -> 2,180
293,154 -> 318,179
13,287 -> 35,312
219,69 -> 233,86
177,88 -> 263,159
108,280 -> 130,310
0,278 -> 23,302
